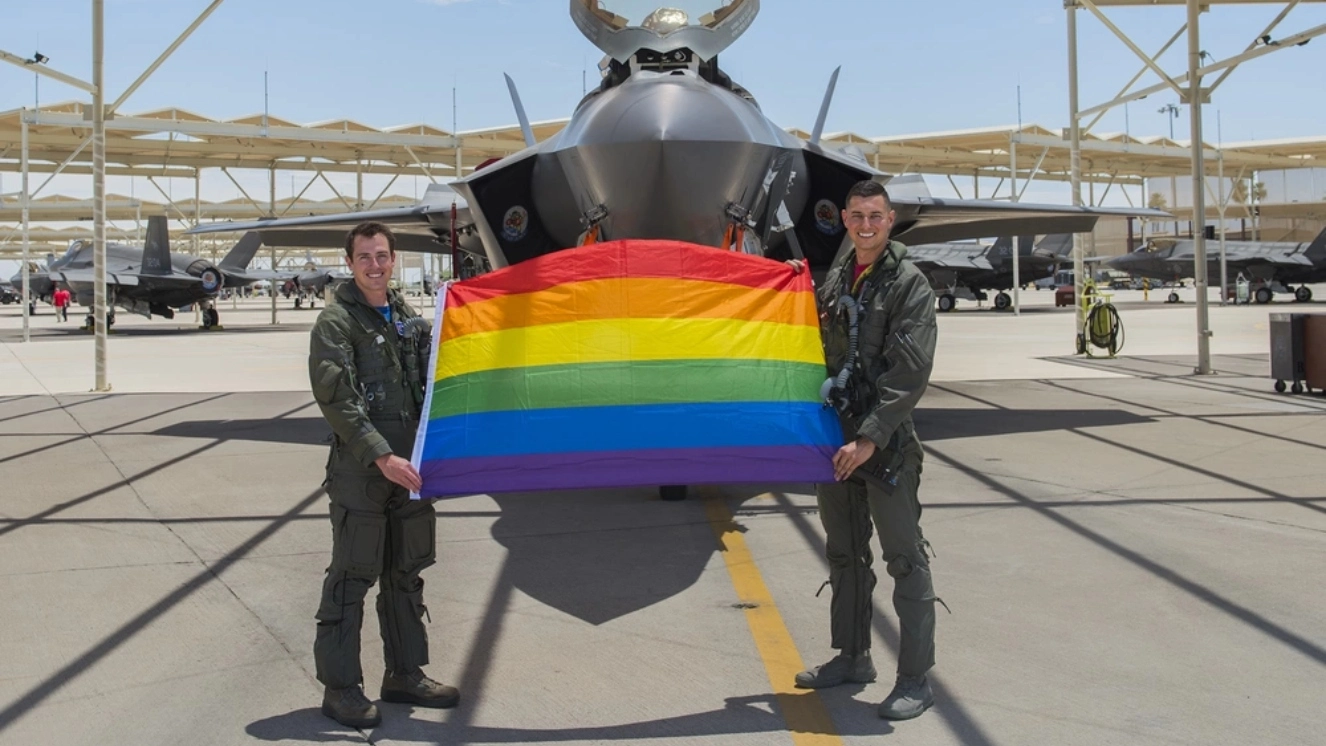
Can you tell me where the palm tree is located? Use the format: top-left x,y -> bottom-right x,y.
1229,180 -> 1268,239
1148,192 -> 1176,235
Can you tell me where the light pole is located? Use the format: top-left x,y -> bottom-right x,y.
1159,103 -> 1180,236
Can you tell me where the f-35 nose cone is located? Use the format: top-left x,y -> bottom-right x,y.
530,70 -> 805,250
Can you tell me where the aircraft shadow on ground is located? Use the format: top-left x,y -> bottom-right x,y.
483,487 -> 719,625
914,407 -> 1153,441
152,418 -> 330,446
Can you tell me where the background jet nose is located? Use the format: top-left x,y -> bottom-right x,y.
1106,254 -> 1134,271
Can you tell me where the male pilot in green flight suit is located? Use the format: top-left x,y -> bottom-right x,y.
308,222 -> 458,728
789,180 -> 940,720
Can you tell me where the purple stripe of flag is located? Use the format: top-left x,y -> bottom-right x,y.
419,445 -> 837,498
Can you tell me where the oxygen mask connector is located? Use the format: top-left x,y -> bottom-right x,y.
821,295 -> 861,413
820,378 -> 852,415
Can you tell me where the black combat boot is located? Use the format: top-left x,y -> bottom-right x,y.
381,669 -> 460,709
321,685 -> 381,729
794,651 -> 876,689
878,673 -> 934,720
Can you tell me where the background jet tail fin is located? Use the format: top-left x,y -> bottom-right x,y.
989,236 -> 1013,257
1035,233 -> 1075,257
218,231 -> 264,271
1307,225 -> 1326,259
141,216 -> 172,275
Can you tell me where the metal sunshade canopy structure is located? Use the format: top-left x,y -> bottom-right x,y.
1063,0 -> 1326,373
0,101 -> 551,178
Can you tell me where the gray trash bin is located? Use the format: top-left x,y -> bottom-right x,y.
1269,313 -> 1307,393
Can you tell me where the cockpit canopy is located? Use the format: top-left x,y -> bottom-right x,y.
572,0 -> 758,62
60,240 -> 91,266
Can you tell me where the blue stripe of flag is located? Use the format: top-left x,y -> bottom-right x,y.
420,401 -> 841,461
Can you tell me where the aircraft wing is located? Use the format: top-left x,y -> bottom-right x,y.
1168,252 -> 1314,268
185,197 -> 473,256
52,270 -> 142,287
791,147 -> 1168,264
889,198 -> 1169,246
906,253 -> 984,271
54,269 -> 216,295
226,268 -> 299,283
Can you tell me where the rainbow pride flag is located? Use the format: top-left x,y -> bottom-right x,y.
410,239 -> 842,497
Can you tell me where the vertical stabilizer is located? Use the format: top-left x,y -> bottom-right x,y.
505,74 -> 537,149
1306,225 -> 1326,260
219,232 -> 264,270
141,216 -> 171,275
1035,233 -> 1075,257
809,67 -> 840,147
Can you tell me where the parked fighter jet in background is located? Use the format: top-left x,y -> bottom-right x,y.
9,258 -> 55,302
219,240 -> 350,308
47,216 -> 252,324
276,264 -> 351,307
1107,227 -> 1326,304
189,0 -> 1164,275
910,234 -> 1073,312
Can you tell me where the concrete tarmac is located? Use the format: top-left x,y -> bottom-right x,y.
0,293 -> 1323,745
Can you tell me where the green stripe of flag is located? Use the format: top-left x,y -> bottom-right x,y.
429,358 -> 827,420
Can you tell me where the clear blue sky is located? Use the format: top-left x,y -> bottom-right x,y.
2,0 -> 1325,268
5,0 -> 1323,139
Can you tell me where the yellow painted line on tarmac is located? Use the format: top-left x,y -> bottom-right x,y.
702,490 -> 843,746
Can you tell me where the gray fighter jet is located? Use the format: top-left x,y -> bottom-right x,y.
1107,227 -> 1326,304
47,216 -> 259,325
220,244 -> 350,308
911,234 -> 1073,312
9,257 -> 55,303
188,0 -> 1163,275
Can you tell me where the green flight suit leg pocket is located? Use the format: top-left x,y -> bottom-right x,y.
379,498 -> 437,675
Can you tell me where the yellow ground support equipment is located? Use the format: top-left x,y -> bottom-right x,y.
1080,280 -> 1124,359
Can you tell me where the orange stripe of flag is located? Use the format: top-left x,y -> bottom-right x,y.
443,276 -> 817,340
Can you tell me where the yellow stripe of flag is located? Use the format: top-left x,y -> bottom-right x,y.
436,317 -> 825,380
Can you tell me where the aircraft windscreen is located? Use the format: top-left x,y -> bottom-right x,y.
62,241 -> 87,262
589,1 -> 746,32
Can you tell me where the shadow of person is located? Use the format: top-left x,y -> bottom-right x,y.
487,486 -> 721,625
245,707 -> 370,743
357,691 -> 893,744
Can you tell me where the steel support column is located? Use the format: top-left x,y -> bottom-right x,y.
1010,136 -> 1021,316
1188,0 -> 1212,375
194,168 -> 202,325
270,165 -> 277,325
1218,152 -> 1229,305
93,0 -> 109,391
20,111 -> 30,343
355,157 -> 364,211
1068,4 -> 1087,353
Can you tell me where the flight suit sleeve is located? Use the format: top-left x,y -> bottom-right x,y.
856,268 -> 937,450
308,313 -> 394,468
